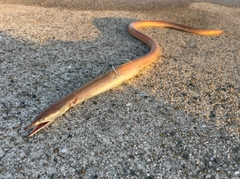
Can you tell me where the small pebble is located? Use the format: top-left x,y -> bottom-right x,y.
234,171 -> 240,175
59,148 -> 68,157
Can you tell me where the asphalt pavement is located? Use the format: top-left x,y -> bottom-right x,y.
0,1 -> 239,178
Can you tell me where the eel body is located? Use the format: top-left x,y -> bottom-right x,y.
25,20 -> 222,137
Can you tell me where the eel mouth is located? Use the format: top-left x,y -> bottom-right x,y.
25,122 -> 50,137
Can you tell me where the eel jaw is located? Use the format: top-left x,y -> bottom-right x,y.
24,121 -> 51,137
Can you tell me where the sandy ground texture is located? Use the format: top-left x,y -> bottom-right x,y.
0,2 -> 239,179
